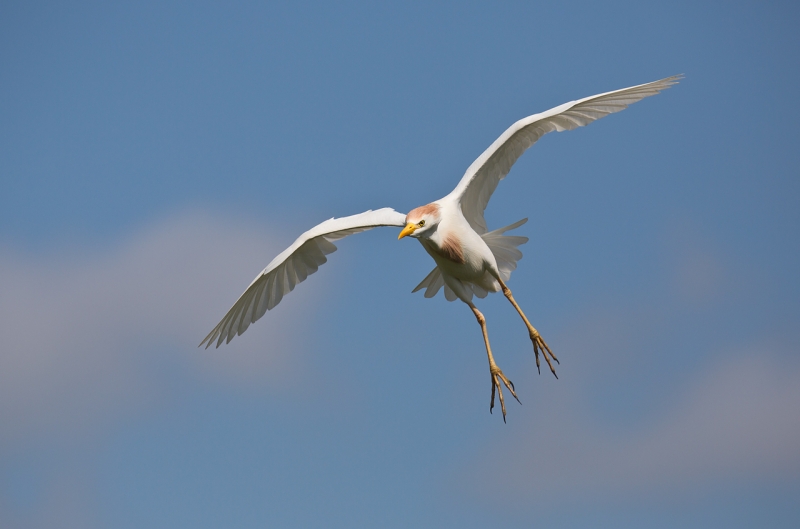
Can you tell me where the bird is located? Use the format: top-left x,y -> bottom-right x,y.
200,75 -> 681,421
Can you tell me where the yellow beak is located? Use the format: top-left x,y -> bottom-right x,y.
398,223 -> 417,240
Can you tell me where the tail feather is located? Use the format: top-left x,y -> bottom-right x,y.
411,266 -> 446,298
481,218 -> 529,282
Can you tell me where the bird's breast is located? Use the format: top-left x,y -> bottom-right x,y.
422,234 -> 465,265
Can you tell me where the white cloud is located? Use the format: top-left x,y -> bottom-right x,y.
0,210 -> 318,444
449,217 -> 800,507
457,348 -> 800,507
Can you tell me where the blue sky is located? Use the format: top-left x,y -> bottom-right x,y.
1,1 -> 799,527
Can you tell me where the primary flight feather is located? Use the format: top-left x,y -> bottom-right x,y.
201,75 -> 681,421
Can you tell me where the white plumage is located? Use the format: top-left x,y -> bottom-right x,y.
201,208 -> 406,348
201,75 -> 681,420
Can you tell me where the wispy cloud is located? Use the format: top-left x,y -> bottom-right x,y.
456,320 -> 800,507
0,210 -> 316,445
448,215 -> 800,509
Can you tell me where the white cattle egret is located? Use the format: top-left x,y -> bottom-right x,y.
201,75 -> 681,420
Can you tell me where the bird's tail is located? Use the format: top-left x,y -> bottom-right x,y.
481,218 -> 529,282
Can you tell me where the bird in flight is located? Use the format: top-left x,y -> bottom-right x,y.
201,75 -> 681,420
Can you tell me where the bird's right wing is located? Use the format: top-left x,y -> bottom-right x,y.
448,75 -> 682,234
200,207 -> 407,348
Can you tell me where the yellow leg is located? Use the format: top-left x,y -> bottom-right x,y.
467,302 -> 520,422
497,278 -> 559,378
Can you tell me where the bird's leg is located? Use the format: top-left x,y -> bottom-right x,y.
467,302 -> 520,422
496,278 -> 559,378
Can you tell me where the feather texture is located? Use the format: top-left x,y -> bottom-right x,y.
482,218 -> 529,282
200,208 -> 406,348
448,75 -> 681,234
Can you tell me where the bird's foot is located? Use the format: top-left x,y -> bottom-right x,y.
489,364 -> 521,422
529,329 -> 559,379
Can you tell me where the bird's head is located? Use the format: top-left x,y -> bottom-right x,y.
398,203 -> 441,240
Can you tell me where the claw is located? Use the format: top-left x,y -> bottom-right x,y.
490,365 -> 520,422
490,378 -> 496,413
496,380 -> 506,422
531,332 -> 558,378
543,339 -> 560,365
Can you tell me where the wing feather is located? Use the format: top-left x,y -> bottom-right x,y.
200,207 -> 407,348
448,75 -> 681,233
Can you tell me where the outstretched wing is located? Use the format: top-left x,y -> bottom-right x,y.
448,75 -> 682,234
200,208 -> 406,348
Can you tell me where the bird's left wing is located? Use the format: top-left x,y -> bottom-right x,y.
448,75 -> 681,234
200,207 -> 407,348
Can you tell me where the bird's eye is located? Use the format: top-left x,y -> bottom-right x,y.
418,220 -> 425,227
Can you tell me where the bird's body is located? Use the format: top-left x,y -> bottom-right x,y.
414,201 -> 499,294
201,75 -> 681,420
